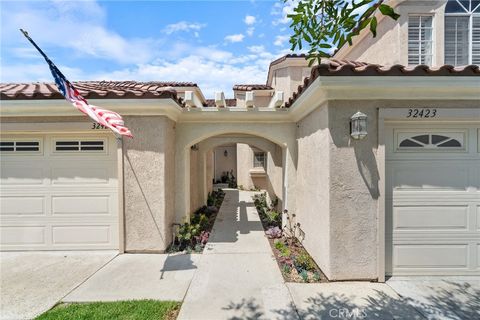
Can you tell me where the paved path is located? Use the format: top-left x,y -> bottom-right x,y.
177,189 -> 299,320
0,251 -> 116,320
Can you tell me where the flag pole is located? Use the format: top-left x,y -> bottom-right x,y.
19,29 -> 71,85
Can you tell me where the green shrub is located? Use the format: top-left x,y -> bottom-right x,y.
280,247 -> 291,258
265,210 -> 281,226
274,240 -> 286,251
295,252 -> 316,272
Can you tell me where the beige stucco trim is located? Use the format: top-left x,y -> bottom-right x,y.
2,77 -> 477,125
377,110 -> 386,283
117,136 -> 125,253
0,99 -> 183,122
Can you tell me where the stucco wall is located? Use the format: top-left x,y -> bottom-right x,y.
123,116 -> 175,252
296,99 -> 480,280
214,145 -> 237,182
295,104 -> 332,277
336,0 -> 447,66
190,148 -> 204,212
236,142 -> 283,208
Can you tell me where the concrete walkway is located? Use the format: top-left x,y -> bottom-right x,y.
177,189 -> 298,320
0,251 -> 116,320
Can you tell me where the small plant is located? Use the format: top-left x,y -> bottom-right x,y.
282,263 -> 292,274
195,230 -> 210,245
283,209 -> 301,245
238,184 -> 244,190
279,247 -> 291,258
295,252 -> 316,272
313,272 -> 321,282
265,210 -> 281,227
299,270 -> 309,283
265,226 -> 282,239
207,193 -> 215,206
274,240 -> 286,251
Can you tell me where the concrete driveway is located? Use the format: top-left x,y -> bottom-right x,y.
0,251 -> 116,320
387,277 -> 480,320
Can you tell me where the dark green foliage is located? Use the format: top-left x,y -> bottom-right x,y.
287,0 -> 400,65
171,189 -> 225,252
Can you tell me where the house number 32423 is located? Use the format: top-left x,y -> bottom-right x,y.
91,123 -> 107,129
406,108 -> 437,118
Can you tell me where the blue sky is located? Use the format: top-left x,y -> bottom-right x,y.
0,0 -> 300,97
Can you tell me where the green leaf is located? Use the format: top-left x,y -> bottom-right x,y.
370,16 -> 377,37
379,4 -> 400,20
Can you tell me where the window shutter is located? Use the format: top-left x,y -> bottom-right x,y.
445,16 -> 470,65
408,16 -> 433,65
473,15 -> 480,64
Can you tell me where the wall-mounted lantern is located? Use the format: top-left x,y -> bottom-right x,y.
350,111 -> 367,140
224,150 -> 228,157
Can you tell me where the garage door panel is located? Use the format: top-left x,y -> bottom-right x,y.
1,196 -> 46,216
393,206 -> 469,231
52,196 -> 111,215
51,167 -> 114,185
52,225 -> 113,245
393,244 -> 468,269
0,166 -> 45,185
0,226 -> 46,245
0,134 -> 119,251
386,123 -> 480,275
387,162 -> 473,192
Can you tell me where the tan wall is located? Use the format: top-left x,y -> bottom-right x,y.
295,99 -> 480,280
336,0 -> 447,66
270,65 -> 312,100
236,143 -> 283,208
295,104 -> 332,277
123,116 -> 175,252
214,145 -> 237,182
190,148 -> 204,212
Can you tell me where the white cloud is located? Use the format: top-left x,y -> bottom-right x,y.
271,0 -> 299,25
244,15 -> 256,25
247,45 -> 265,54
224,34 -> 245,43
1,1 -> 155,64
274,35 -> 290,47
246,27 -> 255,36
163,21 -> 206,34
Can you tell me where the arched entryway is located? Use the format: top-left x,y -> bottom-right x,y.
174,122 -> 297,224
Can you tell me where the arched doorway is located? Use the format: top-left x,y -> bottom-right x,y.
173,122 -> 297,224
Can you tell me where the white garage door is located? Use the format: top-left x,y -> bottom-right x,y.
386,124 -> 480,275
0,134 -> 119,250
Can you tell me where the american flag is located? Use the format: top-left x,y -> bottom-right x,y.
20,29 -> 132,138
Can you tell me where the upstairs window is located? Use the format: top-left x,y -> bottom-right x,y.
445,0 -> 480,65
408,16 -> 434,65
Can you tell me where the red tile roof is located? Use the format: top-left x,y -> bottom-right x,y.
232,84 -> 273,91
284,60 -> 479,108
0,81 -> 197,106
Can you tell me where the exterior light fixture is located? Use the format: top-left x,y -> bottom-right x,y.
224,150 -> 228,157
350,111 -> 367,140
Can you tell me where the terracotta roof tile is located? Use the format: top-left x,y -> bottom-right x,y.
0,81 -> 194,107
232,84 -> 273,91
269,54 -> 307,67
284,60 -> 479,108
